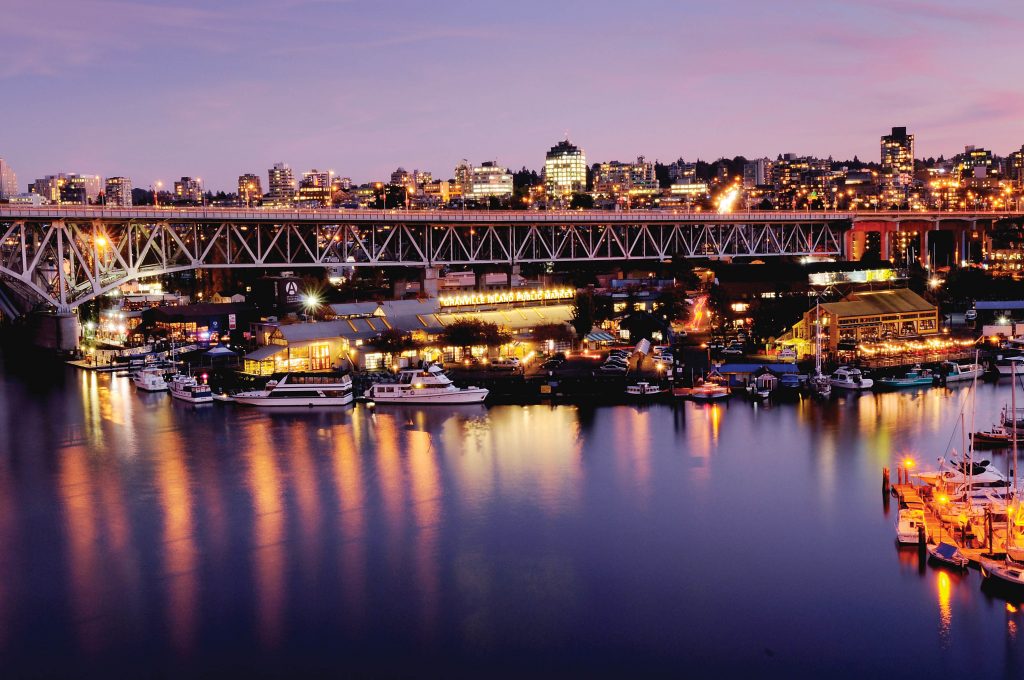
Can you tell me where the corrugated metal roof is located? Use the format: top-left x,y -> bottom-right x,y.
821,288 -> 934,318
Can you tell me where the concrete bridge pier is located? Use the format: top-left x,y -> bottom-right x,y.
27,311 -> 80,352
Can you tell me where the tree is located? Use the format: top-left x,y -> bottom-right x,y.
441,319 -> 510,353
374,328 -> 420,354
571,290 -> 596,339
570,193 -> 594,209
532,322 -> 574,344
655,285 -> 690,325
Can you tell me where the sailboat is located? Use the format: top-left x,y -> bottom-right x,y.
980,357 -> 1024,587
809,297 -> 831,399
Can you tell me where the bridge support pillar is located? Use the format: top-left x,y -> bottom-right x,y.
27,311 -> 80,352
422,265 -> 444,298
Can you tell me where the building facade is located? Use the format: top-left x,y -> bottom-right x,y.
30,174 -> 101,204
173,177 -> 203,204
467,162 -> 513,200
880,126 -> 915,186
297,169 -> 333,207
544,139 -> 587,198
592,156 -> 659,199
0,158 -> 16,199
268,162 -> 295,205
104,176 -> 133,206
238,173 -> 263,206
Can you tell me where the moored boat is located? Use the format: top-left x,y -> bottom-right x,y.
169,374 -> 213,404
830,366 -> 873,391
939,361 -> 984,383
625,381 -> 668,399
927,542 -> 969,569
971,425 -> 1012,448
875,365 -> 934,390
689,381 -> 731,402
132,367 -> 169,392
896,507 -> 926,544
365,365 -> 487,404
234,372 -> 354,407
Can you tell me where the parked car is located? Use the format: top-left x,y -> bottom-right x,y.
489,357 -> 521,371
541,358 -> 563,370
597,364 -> 627,374
722,344 -> 744,356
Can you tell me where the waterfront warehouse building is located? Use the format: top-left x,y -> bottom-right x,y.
789,288 -> 938,355
544,139 -> 587,198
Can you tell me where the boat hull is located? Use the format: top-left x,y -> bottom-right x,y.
170,391 -> 213,404
369,389 -> 488,405
233,394 -> 354,407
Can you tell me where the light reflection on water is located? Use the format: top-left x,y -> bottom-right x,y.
2,365 -> 1024,675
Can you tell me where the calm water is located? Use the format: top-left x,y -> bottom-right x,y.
1,356 -> 1023,677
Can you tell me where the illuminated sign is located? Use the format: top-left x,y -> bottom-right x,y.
438,287 -> 575,308
808,269 -> 897,286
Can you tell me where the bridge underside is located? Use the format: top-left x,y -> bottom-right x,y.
0,218 -> 843,311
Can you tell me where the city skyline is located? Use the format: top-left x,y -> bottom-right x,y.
3,0 -> 1022,191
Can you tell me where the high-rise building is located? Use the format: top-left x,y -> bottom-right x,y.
592,156 -> 658,198
0,158 -> 17,199
743,158 -> 770,188
454,160 -> 472,196
297,169 -> 333,207
466,162 -> 514,200
268,162 -> 295,205
104,177 -> 133,206
173,177 -> 203,203
881,127 -> 915,185
238,174 -> 263,206
544,139 -> 587,198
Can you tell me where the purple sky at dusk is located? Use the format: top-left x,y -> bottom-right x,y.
3,0 -> 1023,192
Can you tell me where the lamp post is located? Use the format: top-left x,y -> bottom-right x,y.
153,181 -> 163,207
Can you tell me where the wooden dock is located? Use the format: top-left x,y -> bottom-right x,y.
892,481 -> 1012,566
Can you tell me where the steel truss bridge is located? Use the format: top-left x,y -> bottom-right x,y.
0,207 -> 848,311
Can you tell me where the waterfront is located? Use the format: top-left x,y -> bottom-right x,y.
2,356 -> 1024,676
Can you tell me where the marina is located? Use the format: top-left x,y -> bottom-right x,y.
5,352 -> 1024,676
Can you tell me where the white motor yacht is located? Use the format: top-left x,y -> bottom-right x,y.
234,372 -> 354,407
829,366 -> 873,390
625,381 -> 668,398
980,556 -> 1024,588
169,374 -> 213,404
132,367 -> 169,392
896,508 -> 926,544
365,365 -> 488,404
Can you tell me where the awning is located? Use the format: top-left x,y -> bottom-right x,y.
244,345 -> 284,361
585,330 -> 616,342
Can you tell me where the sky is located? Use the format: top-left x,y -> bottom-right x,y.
2,0 -> 1023,192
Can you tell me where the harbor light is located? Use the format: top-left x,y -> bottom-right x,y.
928,276 -> 942,290
903,457 -> 915,469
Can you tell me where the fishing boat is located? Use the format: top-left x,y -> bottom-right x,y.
625,381 -> 668,399
896,508 -> 926,544
875,365 -> 934,390
234,372 -> 354,407
927,542 -> 970,569
365,365 -> 487,404
168,374 -> 213,404
829,366 -> 873,390
132,367 -> 169,392
971,425 -> 1012,448
939,361 -> 984,383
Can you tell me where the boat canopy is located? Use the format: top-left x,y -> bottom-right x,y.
934,543 -> 960,560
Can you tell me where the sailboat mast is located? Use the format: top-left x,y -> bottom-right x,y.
815,297 -> 822,376
1013,358 -> 1019,501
